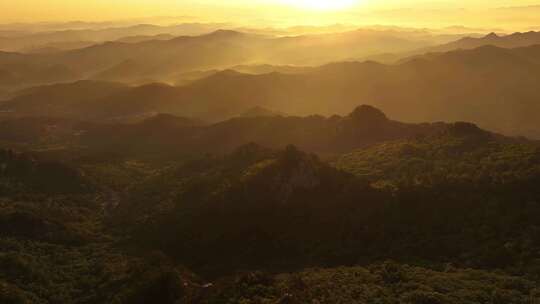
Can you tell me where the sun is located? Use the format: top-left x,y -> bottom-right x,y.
281,0 -> 359,11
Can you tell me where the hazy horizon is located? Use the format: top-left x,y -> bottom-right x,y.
2,0 -> 540,31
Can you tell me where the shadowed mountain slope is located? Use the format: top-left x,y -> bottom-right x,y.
113,132 -> 540,275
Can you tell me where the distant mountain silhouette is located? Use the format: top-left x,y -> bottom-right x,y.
4,44 -> 540,137
0,28 -> 438,89
421,31 -> 540,54
365,31 -> 540,64
0,23 -> 228,52
174,45 -> 540,138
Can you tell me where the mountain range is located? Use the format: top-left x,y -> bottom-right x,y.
1,104 -> 526,164
3,43 -> 540,138
421,30 -> 540,54
80,105 -> 448,157
0,28 -> 469,90
0,23 -> 230,52
1,28 -> 540,93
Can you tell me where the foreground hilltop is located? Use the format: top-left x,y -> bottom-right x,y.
113,128 -> 540,276
1,109 -> 540,302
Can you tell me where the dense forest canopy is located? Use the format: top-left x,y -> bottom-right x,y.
1,105 -> 539,302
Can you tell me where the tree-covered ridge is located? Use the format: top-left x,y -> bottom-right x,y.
1,140 -> 540,303
0,238 -> 202,304
106,141 -> 540,281
0,105 -> 447,159
81,105 -> 445,156
0,154 -> 200,304
201,262 -> 540,304
335,122 -> 540,188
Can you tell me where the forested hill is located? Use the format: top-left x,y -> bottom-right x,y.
111,134 -> 540,278
1,123 -> 540,302
336,121 -> 540,187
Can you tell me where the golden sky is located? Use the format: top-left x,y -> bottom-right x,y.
1,0 -> 540,30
